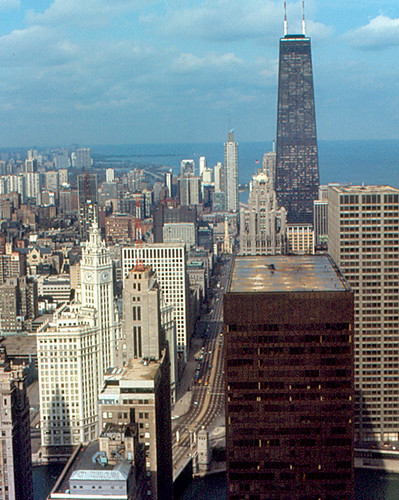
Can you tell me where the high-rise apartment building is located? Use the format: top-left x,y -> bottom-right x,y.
58,168 -> 69,185
23,172 -> 41,200
75,147 -> 92,169
224,131 -> 239,212
275,29 -> 319,223
328,185 -> 399,443
0,346 -> 33,500
240,171 -> 287,255
106,168 -> 115,183
224,255 -> 354,499
122,244 -> 188,361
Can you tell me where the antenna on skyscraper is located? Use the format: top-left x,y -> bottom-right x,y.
302,1 -> 306,35
284,1 -> 288,36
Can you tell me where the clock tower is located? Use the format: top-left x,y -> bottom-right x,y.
81,218 -> 119,372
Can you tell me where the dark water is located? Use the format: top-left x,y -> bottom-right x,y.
91,139 -> 399,188
178,470 -> 399,500
33,464 -> 65,500
33,464 -> 399,499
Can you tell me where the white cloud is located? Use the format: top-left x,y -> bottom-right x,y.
25,0 -> 151,28
346,15 -> 399,49
142,0 -> 282,42
0,0 -> 20,11
141,0 -> 332,43
172,52 -> 243,73
0,26 -> 79,67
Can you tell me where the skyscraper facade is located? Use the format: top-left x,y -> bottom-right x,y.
275,33 -> 319,224
122,244 -> 188,361
328,185 -> 399,443
239,171 -> 287,255
80,219 -> 120,372
38,304 -> 101,452
0,347 -> 33,500
224,255 -> 354,499
77,173 -> 98,240
224,131 -> 239,212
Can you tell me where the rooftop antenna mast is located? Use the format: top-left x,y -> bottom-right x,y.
284,1 -> 288,36
302,1 -> 306,35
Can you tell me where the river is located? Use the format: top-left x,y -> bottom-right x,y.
34,465 -> 399,500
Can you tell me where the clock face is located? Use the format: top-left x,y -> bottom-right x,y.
85,272 -> 93,281
101,271 -> 110,282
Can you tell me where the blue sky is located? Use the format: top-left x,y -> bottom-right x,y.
0,0 -> 398,146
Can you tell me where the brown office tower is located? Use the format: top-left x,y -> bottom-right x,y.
224,255 -> 354,500
0,346 -> 34,500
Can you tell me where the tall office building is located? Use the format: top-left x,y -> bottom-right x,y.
286,223 -> 315,255
214,161 -> 224,193
37,304 -> 100,454
224,131 -> 239,212
262,149 -> 276,187
240,171 -> 287,255
78,173 -> 98,240
0,346 -> 33,500
314,199 -> 329,246
224,255 -> 354,499
328,185 -> 399,443
122,244 -> 188,361
178,175 -> 201,206
80,218 -> 120,372
180,159 -> 195,177
275,22 -> 319,224
199,156 -> 207,177
165,170 -> 173,198
38,223 -> 120,457
120,266 -> 177,403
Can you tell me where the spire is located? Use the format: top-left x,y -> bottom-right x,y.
302,1 -> 306,35
284,1 -> 288,36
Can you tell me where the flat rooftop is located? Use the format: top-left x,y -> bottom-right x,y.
51,441 -> 130,496
229,255 -> 350,293
0,334 -> 37,358
329,185 -> 399,194
102,354 -> 165,389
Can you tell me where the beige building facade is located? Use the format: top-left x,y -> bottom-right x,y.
328,185 -> 399,442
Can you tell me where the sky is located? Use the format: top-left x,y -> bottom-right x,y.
0,0 -> 398,146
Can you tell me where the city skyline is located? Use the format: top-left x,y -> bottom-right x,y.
0,1 -> 398,146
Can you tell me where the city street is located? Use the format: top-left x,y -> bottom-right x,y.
172,255 -> 233,479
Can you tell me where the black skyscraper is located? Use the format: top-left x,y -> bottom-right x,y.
275,32 -> 319,224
